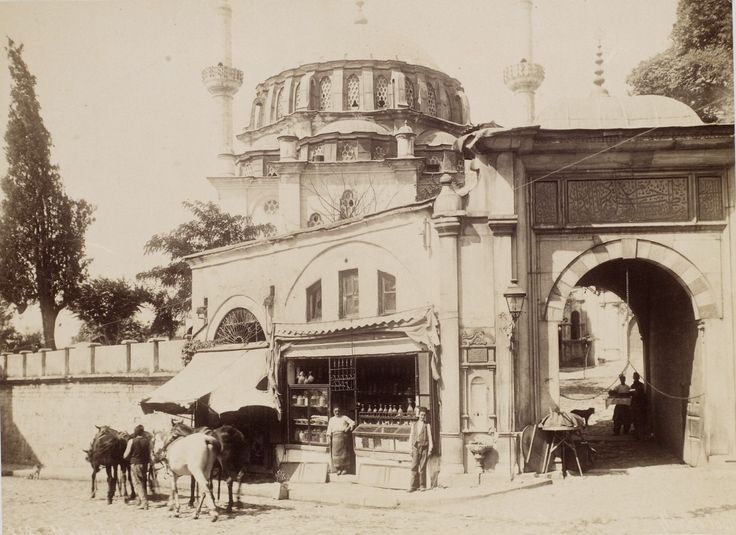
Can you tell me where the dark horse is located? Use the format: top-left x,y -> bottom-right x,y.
166,422 -> 248,513
84,425 -> 132,504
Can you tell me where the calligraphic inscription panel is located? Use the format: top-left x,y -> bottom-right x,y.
567,177 -> 689,224
697,176 -> 723,221
534,181 -> 559,225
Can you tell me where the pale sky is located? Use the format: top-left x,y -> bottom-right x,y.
0,0 -> 678,335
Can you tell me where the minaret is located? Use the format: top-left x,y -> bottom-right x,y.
503,0 -> 544,126
201,0 -> 243,176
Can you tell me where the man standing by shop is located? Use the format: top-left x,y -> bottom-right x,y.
408,407 -> 433,492
123,424 -> 150,510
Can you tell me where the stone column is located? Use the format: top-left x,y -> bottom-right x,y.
432,175 -> 465,479
275,159 -> 307,232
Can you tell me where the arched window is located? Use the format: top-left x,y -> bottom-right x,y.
293,80 -> 302,111
454,95 -> 463,123
339,189 -> 356,219
405,79 -> 415,109
266,163 -> 278,177
372,145 -> 386,160
446,91 -> 454,121
426,84 -> 437,116
375,76 -> 388,109
571,310 -> 581,340
214,308 -> 266,344
319,76 -> 332,110
275,86 -> 285,120
307,212 -> 323,227
254,102 -> 264,128
340,142 -> 356,161
346,74 -> 360,110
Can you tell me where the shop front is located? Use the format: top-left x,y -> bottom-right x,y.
272,308 -> 441,488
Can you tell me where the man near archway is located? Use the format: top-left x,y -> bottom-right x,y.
609,374 -> 631,436
630,372 -> 647,439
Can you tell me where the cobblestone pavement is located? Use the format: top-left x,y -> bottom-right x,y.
4,464 -> 736,535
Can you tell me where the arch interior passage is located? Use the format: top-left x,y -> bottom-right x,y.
577,259 -> 700,460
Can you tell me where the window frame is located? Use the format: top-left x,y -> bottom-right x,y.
339,268 -> 360,319
306,280 -> 322,322
378,271 -> 397,315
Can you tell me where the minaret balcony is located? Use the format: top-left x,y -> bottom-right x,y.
503,61 -> 545,93
202,63 -> 244,95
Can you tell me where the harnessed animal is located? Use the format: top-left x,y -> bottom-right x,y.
151,428 -> 221,521
166,421 -> 249,513
84,426 -> 132,504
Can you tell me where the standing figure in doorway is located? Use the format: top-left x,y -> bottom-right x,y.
630,372 -> 647,439
123,424 -> 150,510
609,374 -> 632,436
327,406 -> 355,475
408,407 -> 433,492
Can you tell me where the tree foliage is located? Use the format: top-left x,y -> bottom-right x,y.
0,39 -> 94,349
138,201 -> 273,338
0,299 -> 20,351
69,277 -> 149,345
627,0 -> 733,123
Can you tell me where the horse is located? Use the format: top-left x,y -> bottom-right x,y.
151,428 -> 221,521
167,421 -> 249,513
84,425 -> 132,504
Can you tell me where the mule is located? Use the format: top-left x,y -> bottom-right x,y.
84,425 -> 132,504
168,422 -> 248,513
151,429 -> 221,521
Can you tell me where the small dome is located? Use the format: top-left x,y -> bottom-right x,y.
416,129 -> 457,146
315,119 -> 391,136
536,94 -> 703,129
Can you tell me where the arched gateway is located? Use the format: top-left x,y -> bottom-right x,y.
542,238 -> 719,465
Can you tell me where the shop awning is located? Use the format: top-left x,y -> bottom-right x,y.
140,347 -> 276,415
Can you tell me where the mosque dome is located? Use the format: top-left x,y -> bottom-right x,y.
536,44 -> 703,130
536,94 -> 703,130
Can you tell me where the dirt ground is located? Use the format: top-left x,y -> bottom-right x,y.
4,462 -> 736,535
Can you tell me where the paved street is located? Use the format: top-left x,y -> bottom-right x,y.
4,462 -> 736,535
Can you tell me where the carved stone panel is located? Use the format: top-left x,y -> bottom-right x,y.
533,181 -> 559,225
567,177 -> 689,224
697,176 -> 723,221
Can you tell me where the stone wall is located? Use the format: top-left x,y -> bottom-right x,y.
0,340 -> 185,471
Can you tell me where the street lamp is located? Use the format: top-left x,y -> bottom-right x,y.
503,279 -> 527,325
502,279 -> 526,478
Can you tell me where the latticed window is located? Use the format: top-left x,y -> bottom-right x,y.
405,79 -> 415,109
310,144 -> 324,161
340,142 -> 356,161
293,80 -> 302,110
339,189 -> 357,219
319,76 -> 332,110
346,74 -> 360,109
372,145 -> 386,160
307,212 -> 323,227
426,156 -> 441,172
213,308 -> 266,344
426,84 -> 437,116
266,163 -> 278,177
375,76 -> 388,108
275,87 -> 285,119
263,198 -> 279,215
242,161 -> 254,176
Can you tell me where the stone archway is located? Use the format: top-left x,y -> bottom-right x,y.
541,238 -> 717,466
544,238 -> 720,323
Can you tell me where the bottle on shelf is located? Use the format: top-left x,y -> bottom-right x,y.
306,371 -> 315,384
297,368 -> 306,384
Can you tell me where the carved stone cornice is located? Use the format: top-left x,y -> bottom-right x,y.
487,214 -> 518,236
432,215 -> 462,237
272,161 -> 309,175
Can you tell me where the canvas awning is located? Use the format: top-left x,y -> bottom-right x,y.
140,347 -> 277,415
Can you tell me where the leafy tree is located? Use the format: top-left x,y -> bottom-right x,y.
69,277 -> 149,346
0,299 -> 20,351
627,0 -> 733,123
138,201 -> 273,338
0,39 -> 94,349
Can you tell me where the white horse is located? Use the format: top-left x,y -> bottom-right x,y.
151,430 -> 221,521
